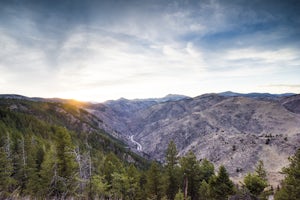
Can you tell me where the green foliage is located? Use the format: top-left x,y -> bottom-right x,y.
166,140 -> 178,168
180,151 -> 202,200
241,160 -> 268,199
255,160 -> 267,181
111,172 -> 130,199
198,180 -> 211,200
244,173 -> 267,196
199,158 -> 215,182
39,144 -> 57,197
0,147 -> 16,197
23,135 -> 43,195
165,140 -> 180,200
102,152 -> 123,185
209,165 -> 235,200
90,175 -> 109,199
174,189 -> 185,200
146,162 -> 165,200
126,164 -> 143,200
275,148 -> 300,200
0,99 -> 149,199
52,127 -> 78,197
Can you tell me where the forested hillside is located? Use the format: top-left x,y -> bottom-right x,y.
0,97 -> 299,199
0,98 -> 149,199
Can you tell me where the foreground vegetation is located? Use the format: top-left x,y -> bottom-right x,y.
0,99 -> 299,199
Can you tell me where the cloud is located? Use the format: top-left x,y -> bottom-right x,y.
266,84 -> 300,88
54,28 -> 206,86
260,84 -> 300,94
225,48 -> 298,63
0,0 -> 300,100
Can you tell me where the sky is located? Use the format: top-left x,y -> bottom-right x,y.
0,0 -> 300,102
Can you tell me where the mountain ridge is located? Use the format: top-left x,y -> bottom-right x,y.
1,92 -> 299,186
87,92 -> 300,186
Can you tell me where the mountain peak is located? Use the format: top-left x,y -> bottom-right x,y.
160,94 -> 191,102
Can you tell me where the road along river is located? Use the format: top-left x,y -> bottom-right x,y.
130,135 -> 142,151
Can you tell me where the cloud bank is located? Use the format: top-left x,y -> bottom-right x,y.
0,0 -> 299,101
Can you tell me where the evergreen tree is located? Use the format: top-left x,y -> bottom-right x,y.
90,174 -> 109,199
198,180 -> 211,200
39,144 -> 57,197
174,189 -> 185,200
275,148 -> 300,200
54,127 -> 78,197
110,165 -> 140,199
146,162 -> 164,200
255,160 -> 267,181
111,171 -> 130,199
138,172 -> 148,200
199,158 -> 214,182
23,135 -> 42,196
39,128 -> 78,198
242,160 -> 268,198
243,173 -> 267,196
0,147 -> 16,197
209,165 -> 235,200
165,140 -> 180,200
180,151 -> 201,200
126,164 -> 142,200
102,152 -> 123,185
0,130 -> 16,197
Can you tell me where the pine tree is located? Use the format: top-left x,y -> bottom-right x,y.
90,174 -> 109,199
180,151 -> 201,200
165,140 -> 180,200
0,147 -> 16,197
54,127 -> 78,197
0,130 -> 16,197
126,164 -> 141,200
23,135 -> 42,196
39,127 -> 78,198
39,144 -> 57,197
102,152 -> 123,185
242,160 -> 268,198
198,180 -> 211,200
146,162 -> 164,200
209,165 -> 235,200
11,135 -> 27,193
199,159 -> 214,182
138,172 -> 148,200
255,160 -> 267,181
243,173 -> 267,196
111,172 -> 130,199
174,189 -> 185,200
275,148 -> 300,200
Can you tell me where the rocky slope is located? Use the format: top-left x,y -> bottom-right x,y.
87,94 -> 190,144
88,93 -> 300,186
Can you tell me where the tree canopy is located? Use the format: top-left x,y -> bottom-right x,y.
275,148 -> 300,200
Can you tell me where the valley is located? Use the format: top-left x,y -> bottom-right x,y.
87,92 -> 300,186
0,92 -> 299,199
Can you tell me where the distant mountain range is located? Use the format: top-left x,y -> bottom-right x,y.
1,92 -> 300,186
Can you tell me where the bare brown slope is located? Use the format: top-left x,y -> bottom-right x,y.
87,94 -> 300,186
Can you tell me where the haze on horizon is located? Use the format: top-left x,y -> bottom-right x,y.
0,0 -> 300,102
